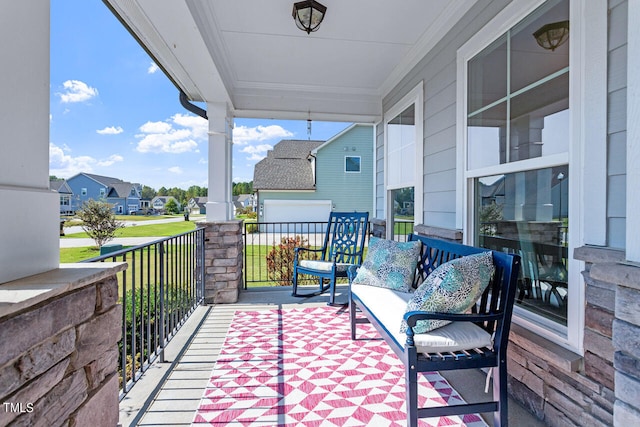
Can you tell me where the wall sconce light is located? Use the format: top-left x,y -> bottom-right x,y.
533,20 -> 569,51
292,0 -> 327,34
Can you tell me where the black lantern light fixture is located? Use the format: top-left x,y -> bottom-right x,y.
292,0 -> 327,34
533,20 -> 570,51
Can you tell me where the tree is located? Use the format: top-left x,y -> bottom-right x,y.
164,198 -> 179,214
141,185 -> 156,200
75,199 -> 124,248
233,181 -> 253,196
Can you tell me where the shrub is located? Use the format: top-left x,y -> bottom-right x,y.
76,199 -> 124,248
265,236 -> 318,286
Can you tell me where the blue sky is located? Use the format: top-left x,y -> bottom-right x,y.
49,0 -> 350,189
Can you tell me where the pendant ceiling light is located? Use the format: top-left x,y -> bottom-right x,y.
292,0 -> 327,34
533,20 -> 570,51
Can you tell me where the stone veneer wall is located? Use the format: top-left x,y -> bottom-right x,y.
575,246 -> 640,426
0,263 -> 125,427
201,221 -> 243,304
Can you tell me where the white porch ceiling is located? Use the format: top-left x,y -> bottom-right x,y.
103,0 -> 476,122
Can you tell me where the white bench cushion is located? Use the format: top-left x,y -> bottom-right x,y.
351,283 -> 493,354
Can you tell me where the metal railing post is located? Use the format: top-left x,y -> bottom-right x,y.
159,241 -> 165,363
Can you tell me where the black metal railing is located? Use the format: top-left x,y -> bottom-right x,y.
242,219 -> 415,288
82,227 -> 205,398
243,221 -> 328,288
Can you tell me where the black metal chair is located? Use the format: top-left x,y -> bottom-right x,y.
291,211 -> 369,305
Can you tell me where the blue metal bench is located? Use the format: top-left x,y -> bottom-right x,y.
291,211 -> 368,305
349,234 -> 521,427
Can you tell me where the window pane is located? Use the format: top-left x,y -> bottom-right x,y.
392,187 -> 414,241
345,156 -> 361,172
510,0 -> 569,93
509,73 -> 569,162
476,166 -> 569,325
468,35 -> 507,114
387,105 -> 415,188
467,102 -> 507,169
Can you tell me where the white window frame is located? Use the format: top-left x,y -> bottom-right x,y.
345,155 -> 361,173
81,188 -> 87,196
383,81 -> 424,238
456,0 -> 605,354
628,1 -> 640,262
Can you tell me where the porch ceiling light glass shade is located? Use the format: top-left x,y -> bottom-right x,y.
533,20 -> 570,51
292,0 -> 327,34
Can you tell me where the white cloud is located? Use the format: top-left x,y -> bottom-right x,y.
97,154 -> 124,167
241,143 -> 272,162
58,80 -> 98,103
96,126 -> 123,135
49,143 -> 123,177
135,114 -> 207,154
168,166 -> 183,174
233,125 -> 293,145
147,62 -> 159,74
139,121 -> 172,134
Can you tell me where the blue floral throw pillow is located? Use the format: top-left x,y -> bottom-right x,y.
352,236 -> 422,292
400,251 -> 495,334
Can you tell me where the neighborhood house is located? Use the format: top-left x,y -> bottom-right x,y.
253,124 -> 374,223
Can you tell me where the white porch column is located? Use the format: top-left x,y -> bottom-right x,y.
205,102 -> 233,221
0,2 -> 58,283
627,0 -> 640,263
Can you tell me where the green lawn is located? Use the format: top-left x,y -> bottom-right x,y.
60,246 -> 103,263
62,221 -> 197,239
60,220 -> 199,263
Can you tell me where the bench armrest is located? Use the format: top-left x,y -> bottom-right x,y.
404,310 -> 502,325
403,310 -> 502,346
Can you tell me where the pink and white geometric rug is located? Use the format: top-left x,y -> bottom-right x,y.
192,306 -> 487,427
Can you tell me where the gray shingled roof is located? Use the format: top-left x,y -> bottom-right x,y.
82,173 -> 124,186
108,183 -> 136,198
253,140 -> 323,190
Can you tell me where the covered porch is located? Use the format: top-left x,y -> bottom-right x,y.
3,0 -> 640,426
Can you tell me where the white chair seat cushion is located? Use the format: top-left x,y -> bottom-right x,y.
351,283 -> 492,353
299,259 -> 351,273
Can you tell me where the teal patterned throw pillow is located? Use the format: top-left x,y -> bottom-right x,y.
400,251 -> 495,334
352,236 -> 422,292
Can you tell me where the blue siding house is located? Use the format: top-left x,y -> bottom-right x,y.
106,182 -> 141,215
253,124 -> 373,223
65,172 -> 141,214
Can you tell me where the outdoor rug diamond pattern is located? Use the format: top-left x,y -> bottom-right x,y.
192,306 -> 487,426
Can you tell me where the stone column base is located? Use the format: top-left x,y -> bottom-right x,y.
200,220 -> 243,304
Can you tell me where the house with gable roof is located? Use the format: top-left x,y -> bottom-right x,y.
65,172 -> 141,214
253,124 -> 373,223
187,196 -> 208,214
50,178 -> 74,215
151,196 -> 181,214
106,182 -> 141,215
